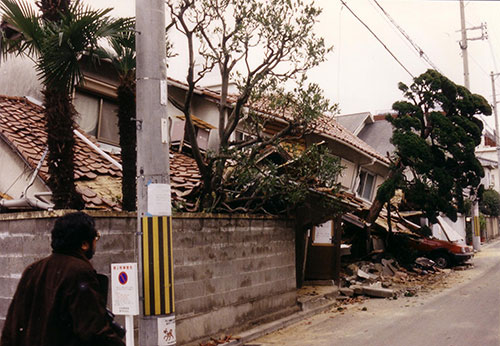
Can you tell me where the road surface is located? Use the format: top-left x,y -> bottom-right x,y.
251,239 -> 500,346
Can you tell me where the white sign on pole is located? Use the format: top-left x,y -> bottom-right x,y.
111,263 -> 139,316
157,315 -> 176,346
147,183 -> 172,216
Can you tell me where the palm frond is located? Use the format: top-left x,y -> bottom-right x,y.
0,0 -> 43,59
93,20 -> 136,78
37,3 -> 133,91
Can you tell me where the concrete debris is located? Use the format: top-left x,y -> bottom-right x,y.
357,268 -> 377,280
349,285 -> 364,295
381,258 -> 398,276
339,287 -> 354,297
415,257 -> 437,270
340,255 -> 468,301
368,282 -> 383,289
362,286 -> 394,298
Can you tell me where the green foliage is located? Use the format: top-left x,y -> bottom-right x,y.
387,69 -> 491,223
479,214 -> 486,231
201,143 -> 343,215
0,0 -> 131,209
480,188 -> 500,217
169,0 -> 341,215
1,0 -> 131,92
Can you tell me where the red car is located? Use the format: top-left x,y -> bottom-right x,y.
407,236 -> 474,268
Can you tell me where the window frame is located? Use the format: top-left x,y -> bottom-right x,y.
74,88 -> 119,146
356,169 -> 376,201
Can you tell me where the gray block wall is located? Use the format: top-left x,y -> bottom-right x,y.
0,211 -> 297,345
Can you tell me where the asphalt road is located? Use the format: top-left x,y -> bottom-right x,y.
252,239 -> 500,346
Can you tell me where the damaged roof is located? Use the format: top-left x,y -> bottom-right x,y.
0,95 -> 122,210
167,78 -> 390,166
0,95 -> 201,210
314,115 -> 390,165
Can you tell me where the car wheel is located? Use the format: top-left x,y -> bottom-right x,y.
433,253 -> 451,269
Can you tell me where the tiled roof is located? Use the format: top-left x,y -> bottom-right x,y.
0,95 -> 201,211
315,115 -> 390,165
169,79 -> 389,165
169,150 -> 201,209
0,95 -> 122,210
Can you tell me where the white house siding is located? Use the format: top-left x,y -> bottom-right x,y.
190,95 -> 221,150
338,158 -> 356,191
0,58 -> 43,101
374,174 -> 385,202
0,140 -> 48,199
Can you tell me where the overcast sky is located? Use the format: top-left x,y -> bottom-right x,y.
19,0 -> 500,132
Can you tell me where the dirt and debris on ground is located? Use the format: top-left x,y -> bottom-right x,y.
339,255 -> 473,301
199,334 -> 239,346
199,256 -> 473,346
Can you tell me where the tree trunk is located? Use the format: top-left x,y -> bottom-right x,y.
43,87 -> 84,209
364,159 -> 404,254
366,159 -> 404,225
118,74 -> 137,211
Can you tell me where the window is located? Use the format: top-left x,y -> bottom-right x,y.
74,91 -> 119,145
357,170 -> 375,201
170,114 -> 215,151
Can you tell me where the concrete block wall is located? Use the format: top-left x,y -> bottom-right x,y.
173,214 -> 297,344
0,211 -> 297,345
483,216 -> 499,242
0,210 -> 137,333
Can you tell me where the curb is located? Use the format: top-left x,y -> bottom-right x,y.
224,295 -> 338,345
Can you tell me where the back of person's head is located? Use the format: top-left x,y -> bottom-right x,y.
51,212 -> 97,253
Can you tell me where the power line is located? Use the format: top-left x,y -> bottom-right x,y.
371,0 -> 442,73
339,0 -> 414,79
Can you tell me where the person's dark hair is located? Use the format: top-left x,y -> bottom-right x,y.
51,212 -> 97,253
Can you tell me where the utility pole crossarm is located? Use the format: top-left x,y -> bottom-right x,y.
459,2 -> 487,90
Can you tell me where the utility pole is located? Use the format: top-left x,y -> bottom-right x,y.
459,0 -> 470,89
459,0 -> 487,89
490,72 -> 500,171
136,0 -> 175,345
459,0 -> 487,251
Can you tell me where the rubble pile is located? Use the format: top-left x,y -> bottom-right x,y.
340,256 -> 450,299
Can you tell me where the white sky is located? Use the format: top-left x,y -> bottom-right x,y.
20,1 -> 500,132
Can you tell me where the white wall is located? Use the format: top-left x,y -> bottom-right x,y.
338,158 -> 356,191
431,215 -> 466,245
0,140 -> 48,200
191,95 -> 220,150
0,58 -> 43,100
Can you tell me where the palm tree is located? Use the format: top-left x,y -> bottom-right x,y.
0,0 -> 131,209
96,31 -> 137,211
96,28 -> 174,211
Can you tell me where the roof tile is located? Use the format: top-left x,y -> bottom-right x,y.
0,95 -> 201,210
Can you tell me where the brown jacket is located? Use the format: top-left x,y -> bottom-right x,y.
1,252 -> 125,346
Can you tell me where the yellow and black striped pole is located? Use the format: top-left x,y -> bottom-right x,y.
141,216 -> 175,316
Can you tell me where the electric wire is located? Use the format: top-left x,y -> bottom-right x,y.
339,0 -> 414,79
1,165 -> 30,198
371,0 -> 442,73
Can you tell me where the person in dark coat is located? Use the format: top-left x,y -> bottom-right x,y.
1,212 -> 125,346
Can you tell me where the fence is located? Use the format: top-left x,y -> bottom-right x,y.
0,211 -> 297,345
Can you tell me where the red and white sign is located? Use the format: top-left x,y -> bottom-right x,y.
111,263 -> 139,315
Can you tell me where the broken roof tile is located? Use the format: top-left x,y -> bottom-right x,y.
0,95 -> 203,210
